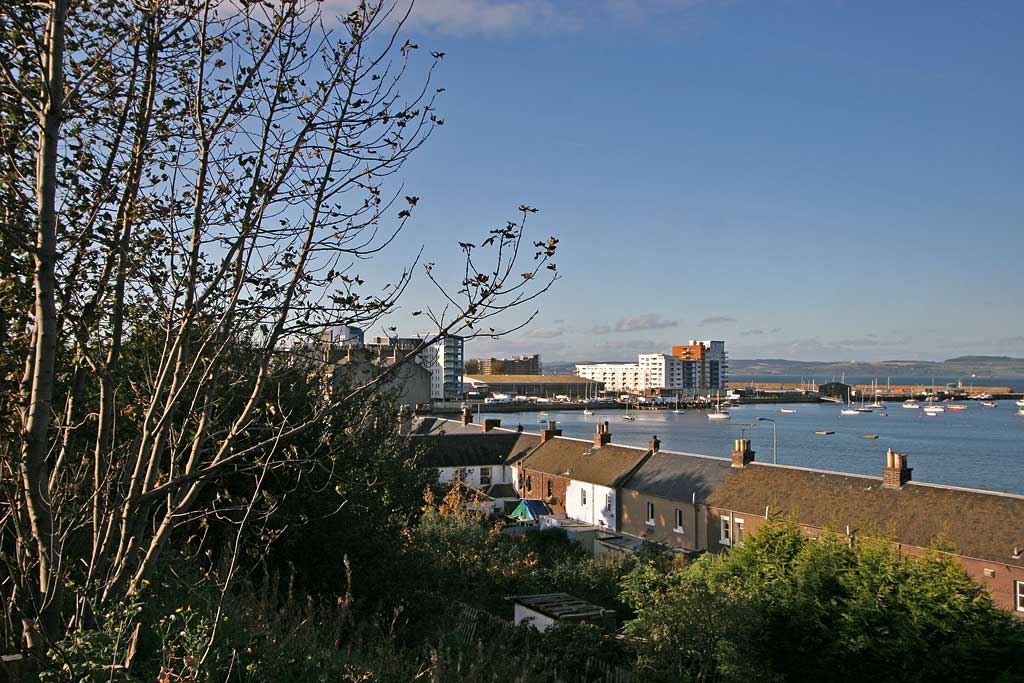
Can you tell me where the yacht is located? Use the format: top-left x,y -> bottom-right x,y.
779,408 -> 797,414
902,399 -> 919,409
923,405 -> 945,414
707,394 -> 730,420
582,408 -> 594,416
840,409 -> 860,416
1016,399 -> 1024,408
980,401 -> 997,408
946,404 -> 967,411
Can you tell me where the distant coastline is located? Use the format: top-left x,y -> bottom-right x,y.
543,355 -> 1024,391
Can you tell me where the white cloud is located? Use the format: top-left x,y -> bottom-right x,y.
699,315 -> 737,326
326,0 -> 708,35
615,314 -> 678,332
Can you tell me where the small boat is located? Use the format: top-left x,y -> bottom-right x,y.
816,430 -> 834,435
946,405 -> 967,411
863,434 -> 879,439
1017,409 -> 1024,417
623,413 -> 636,421
707,394 -> 730,420
779,408 -> 797,414
1016,399 -> 1024,408
671,409 -> 685,414
537,418 -> 549,424
923,405 -> 944,414
981,402 -> 997,408
878,412 -> 888,417
582,409 -> 594,416
902,401 -> 919,409
855,407 -> 874,413
840,409 -> 860,416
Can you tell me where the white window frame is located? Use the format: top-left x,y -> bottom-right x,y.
1016,580 -> 1024,613
646,501 -> 655,527
604,492 -> 612,511
479,466 -> 492,487
581,488 -> 587,506
735,517 -> 745,545
720,514 -> 732,546
674,508 -> 684,534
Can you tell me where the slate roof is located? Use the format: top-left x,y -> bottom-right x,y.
413,432 -> 540,468
621,451 -> 733,504
707,463 -> 1024,566
519,438 -> 652,487
507,593 -> 613,620
409,416 -> 481,436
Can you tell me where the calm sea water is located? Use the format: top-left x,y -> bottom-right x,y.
481,403 -> 1024,495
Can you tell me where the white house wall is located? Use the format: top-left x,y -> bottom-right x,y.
565,480 -> 616,529
435,464 -> 511,489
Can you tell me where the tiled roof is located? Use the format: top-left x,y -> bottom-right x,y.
412,432 -> 540,468
707,463 -> 1024,566
622,451 -> 733,503
519,438 -> 651,487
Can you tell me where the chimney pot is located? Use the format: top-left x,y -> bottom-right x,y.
883,450 -> 912,489
594,423 -> 612,448
731,438 -> 755,468
483,418 -> 501,432
649,435 -> 660,452
516,424 -> 523,433
461,407 -> 472,426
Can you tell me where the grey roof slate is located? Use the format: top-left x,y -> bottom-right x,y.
621,451 -> 733,504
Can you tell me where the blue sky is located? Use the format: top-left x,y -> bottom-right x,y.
338,0 -> 1023,362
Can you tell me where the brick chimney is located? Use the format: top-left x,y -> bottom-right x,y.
593,421 -> 612,448
482,418 -> 501,432
460,407 -> 472,426
541,420 -> 562,442
731,439 -> 755,468
516,423 -> 523,433
649,435 -> 660,452
882,448 -> 912,489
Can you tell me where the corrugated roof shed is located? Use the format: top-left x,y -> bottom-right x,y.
707,463 -> 1024,565
622,451 -> 733,503
519,438 -> 651,487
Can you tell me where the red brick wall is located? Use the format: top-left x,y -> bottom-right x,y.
519,467 -> 570,515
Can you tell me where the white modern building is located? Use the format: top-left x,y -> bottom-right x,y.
576,340 -> 727,394
423,335 -> 465,400
574,363 -> 642,393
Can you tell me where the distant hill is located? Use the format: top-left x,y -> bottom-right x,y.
543,356 -> 1024,380
730,356 -> 1024,380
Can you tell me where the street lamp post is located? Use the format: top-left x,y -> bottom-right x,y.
757,417 -> 777,464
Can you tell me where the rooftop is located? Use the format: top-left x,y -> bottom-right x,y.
707,462 -> 1024,566
519,435 -> 652,487
507,593 -> 613,621
412,431 -> 540,468
622,450 -> 733,504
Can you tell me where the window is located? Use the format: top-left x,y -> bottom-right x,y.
526,475 -> 532,493
605,493 -> 612,511
674,509 -> 684,534
720,515 -> 732,545
735,518 -> 745,545
581,489 -> 587,506
480,467 -> 492,486
646,502 -> 655,527
453,468 -> 466,481
547,480 -> 553,498
1017,581 -> 1024,613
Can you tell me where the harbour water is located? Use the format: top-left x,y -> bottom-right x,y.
479,402 -> 1024,495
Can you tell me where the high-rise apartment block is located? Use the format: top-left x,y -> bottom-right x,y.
576,340 -> 727,394
475,354 -> 542,375
363,333 -> 465,400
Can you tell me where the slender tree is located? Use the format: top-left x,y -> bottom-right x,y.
0,0 -> 558,660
